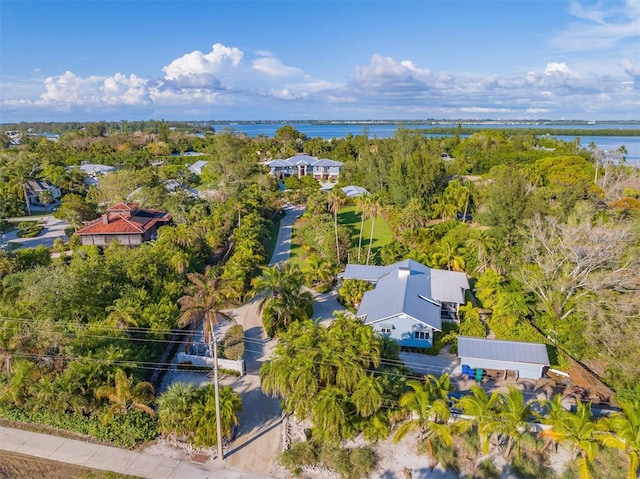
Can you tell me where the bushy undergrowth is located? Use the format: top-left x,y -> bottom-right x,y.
279,441 -> 377,479
0,404 -> 157,448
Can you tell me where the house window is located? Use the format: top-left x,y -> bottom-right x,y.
414,331 -> 430,340
380,325 -> 392,334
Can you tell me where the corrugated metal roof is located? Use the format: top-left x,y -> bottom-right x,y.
340,264 -> 391,282
358,265 -> 441,329
431,269 -> 469,304
457,336 -> 550,365
341,260 -> 469,330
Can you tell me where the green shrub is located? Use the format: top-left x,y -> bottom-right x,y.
0,404 -> 157,448
223,324 -> 245,360
16,226 -> 43,238
279,440 -> 319,468
17,221 -> 37,230
279,442 -> 377,479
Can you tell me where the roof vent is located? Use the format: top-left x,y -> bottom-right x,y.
398,267 -> 410,278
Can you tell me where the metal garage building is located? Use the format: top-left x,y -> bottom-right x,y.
457,336 -> 550,380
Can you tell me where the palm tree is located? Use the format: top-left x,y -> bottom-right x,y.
540,398 -> 599,479
105,298 -> 139,331
431,195 -> 456,223
178,266 -> 234,459
457,385 -> 500,455
366,193 -> 383,265
431,238 -> 466,272
494,386 -> 536,458
327,188 -> 347,263
355,194 -> 371,263
29,375 -> 58,413
466,230 -> 498,274
312,386 -> 351,444
251,262 -> 312,334
94,369 -> 155,425
351,375 -> 383,418
425,373 -> 453,401
301,254 -> 334,289
393,379 -> 453,464
190,385 -> 242,448
157,382 -> 198,439
598,398 -> 640,479
178,266 -> 232,345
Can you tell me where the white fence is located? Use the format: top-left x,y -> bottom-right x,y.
176,352 -> 245,377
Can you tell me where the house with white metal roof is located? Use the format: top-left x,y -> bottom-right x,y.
457,336 -> 550,379
340,259 -> 470,348
265,153 -> 343,181
186,160 -> 208,176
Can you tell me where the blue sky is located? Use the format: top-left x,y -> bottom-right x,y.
0,0 -> 638,122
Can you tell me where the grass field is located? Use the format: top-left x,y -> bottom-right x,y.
0,451 -> 142,479
289,206 -> 393,266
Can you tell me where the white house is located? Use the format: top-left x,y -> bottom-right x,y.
266,153 -> 343,181
186,160 -> 208,176
71,163 -> 117,186
340,259 -> 470,348
24,179 -> 61,205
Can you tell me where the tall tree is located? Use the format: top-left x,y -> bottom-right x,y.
327,188 -> 347,263
456,385 -> 500,455
366,193 -> 383,265
355,194 -> 370,263
393,377 -> 453,464
541,398 -> 599,479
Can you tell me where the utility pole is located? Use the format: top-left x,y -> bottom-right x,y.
209,318 -> 224,461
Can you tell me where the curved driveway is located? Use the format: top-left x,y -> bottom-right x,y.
3,216 -> 69,249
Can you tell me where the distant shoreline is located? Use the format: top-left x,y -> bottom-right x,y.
207,119 -> 640,126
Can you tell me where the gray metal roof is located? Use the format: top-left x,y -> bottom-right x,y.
313,158 -> 343,167
341,185 -> 370,197
358,265 -> 441,330
457,336 -> 550,365
431,269 -> 469,304
268,155 -> 343,168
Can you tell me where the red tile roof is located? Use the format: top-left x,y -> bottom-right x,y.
76,208 -> 172,235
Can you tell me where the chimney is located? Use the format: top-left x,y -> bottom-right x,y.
102,214 -> 109,225
398,267 -> 410,278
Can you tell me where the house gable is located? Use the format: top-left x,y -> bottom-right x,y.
75,202 -> 172,247
342,259 -> 469,350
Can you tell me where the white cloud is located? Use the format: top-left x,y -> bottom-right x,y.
40,71 -> 104,104
544,62 -> 571,74
551,0 -> 640,51
38,71 -> 151,106
252,54 -> 304,77
3,42 -> 638,120
102,73 -> 150,105
162,43 -> 243,88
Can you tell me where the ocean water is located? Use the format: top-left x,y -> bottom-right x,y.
213,122 -> 640,164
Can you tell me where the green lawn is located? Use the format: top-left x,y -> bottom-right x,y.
289,206 -> 393,266
339,206 -> 393,264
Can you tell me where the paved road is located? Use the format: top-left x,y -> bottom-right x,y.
0,426 -> 267,479
3,215 -> 69,249
268,205 -> 304,266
